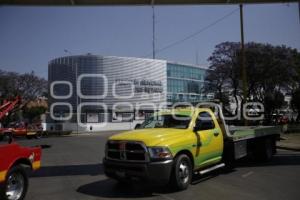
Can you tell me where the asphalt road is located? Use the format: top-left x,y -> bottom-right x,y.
16,133 -> 300,200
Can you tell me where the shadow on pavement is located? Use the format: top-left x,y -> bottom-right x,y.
76,170 -> 228,198
76,179 -> 179,198
39,144 -> 52,149
31,163 -> 103,177
76,151 -> 300,198
236,152 -> 300,168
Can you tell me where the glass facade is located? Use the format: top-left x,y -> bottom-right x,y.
167,62 -> 207,103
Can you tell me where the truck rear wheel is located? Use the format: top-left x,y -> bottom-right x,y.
263,138 -> 274,161
170,154 -> 192,191
0,165 -> 28,200
254,138 -> 274,161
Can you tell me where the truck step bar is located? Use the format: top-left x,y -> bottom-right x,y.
195,163 -> 225,175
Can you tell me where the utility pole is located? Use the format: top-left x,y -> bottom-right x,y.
152,0 -> 156,59
298,0 -> 300,23
196,49 -> 199,65
75,62 -> 79,135
240,4 -> 248,125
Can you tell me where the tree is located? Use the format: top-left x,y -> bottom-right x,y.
205,42 -> 240,113
205,42 -> 300,122
17,71 -> 48,100
23,106 -> 47,123
264,91 -> 285,122
0,70 -> 48,125
0,70 -> 47,102
0,70 -> 19,98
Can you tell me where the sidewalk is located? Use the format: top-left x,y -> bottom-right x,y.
277,133 -> 300,151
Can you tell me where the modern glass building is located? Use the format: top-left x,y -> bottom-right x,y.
47,55 -> 208,131
167,62 -> 207,104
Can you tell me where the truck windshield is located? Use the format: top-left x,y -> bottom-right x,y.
140,114 -> 191,129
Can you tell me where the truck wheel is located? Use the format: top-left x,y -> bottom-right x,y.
255,138 -> 274,161
0,165 -> 28,200
222,144 -> 235,172
263,138 -> 274,161
170,154 -> 192,191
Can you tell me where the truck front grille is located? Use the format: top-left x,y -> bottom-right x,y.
106,141 -> 148,162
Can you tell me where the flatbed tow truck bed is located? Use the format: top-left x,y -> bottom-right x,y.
229,126 -> 281,141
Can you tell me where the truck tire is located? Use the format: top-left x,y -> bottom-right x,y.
255,138 -> 274,161
263,138 -> 274,161
222,142 -> 235,172
170,154 -> 192,191
0,165 -> 29,200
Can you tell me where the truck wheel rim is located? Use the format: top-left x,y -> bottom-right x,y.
179,161 -> 189,184
6,172 -> 25,200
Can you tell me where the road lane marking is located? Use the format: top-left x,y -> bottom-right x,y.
242,171 -> 254,178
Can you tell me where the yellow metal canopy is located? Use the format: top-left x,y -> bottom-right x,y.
0,0 -> 298,5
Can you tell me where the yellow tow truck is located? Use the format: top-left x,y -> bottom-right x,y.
103,105 -> 281,190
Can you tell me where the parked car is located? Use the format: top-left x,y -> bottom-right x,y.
0,122 -> 42,140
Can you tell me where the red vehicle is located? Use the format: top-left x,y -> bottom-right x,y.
0,122 -> 42,139
0,136 -> 41,200
0,97 -> 41,139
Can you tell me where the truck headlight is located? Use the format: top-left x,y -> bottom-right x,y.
148,147 -> 172,160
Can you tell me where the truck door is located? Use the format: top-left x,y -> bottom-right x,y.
193,111 -> 223,168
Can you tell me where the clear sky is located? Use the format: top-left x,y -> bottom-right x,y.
0,3 -> 299,78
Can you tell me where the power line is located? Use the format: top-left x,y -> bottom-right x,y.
143,7 -> 239,58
